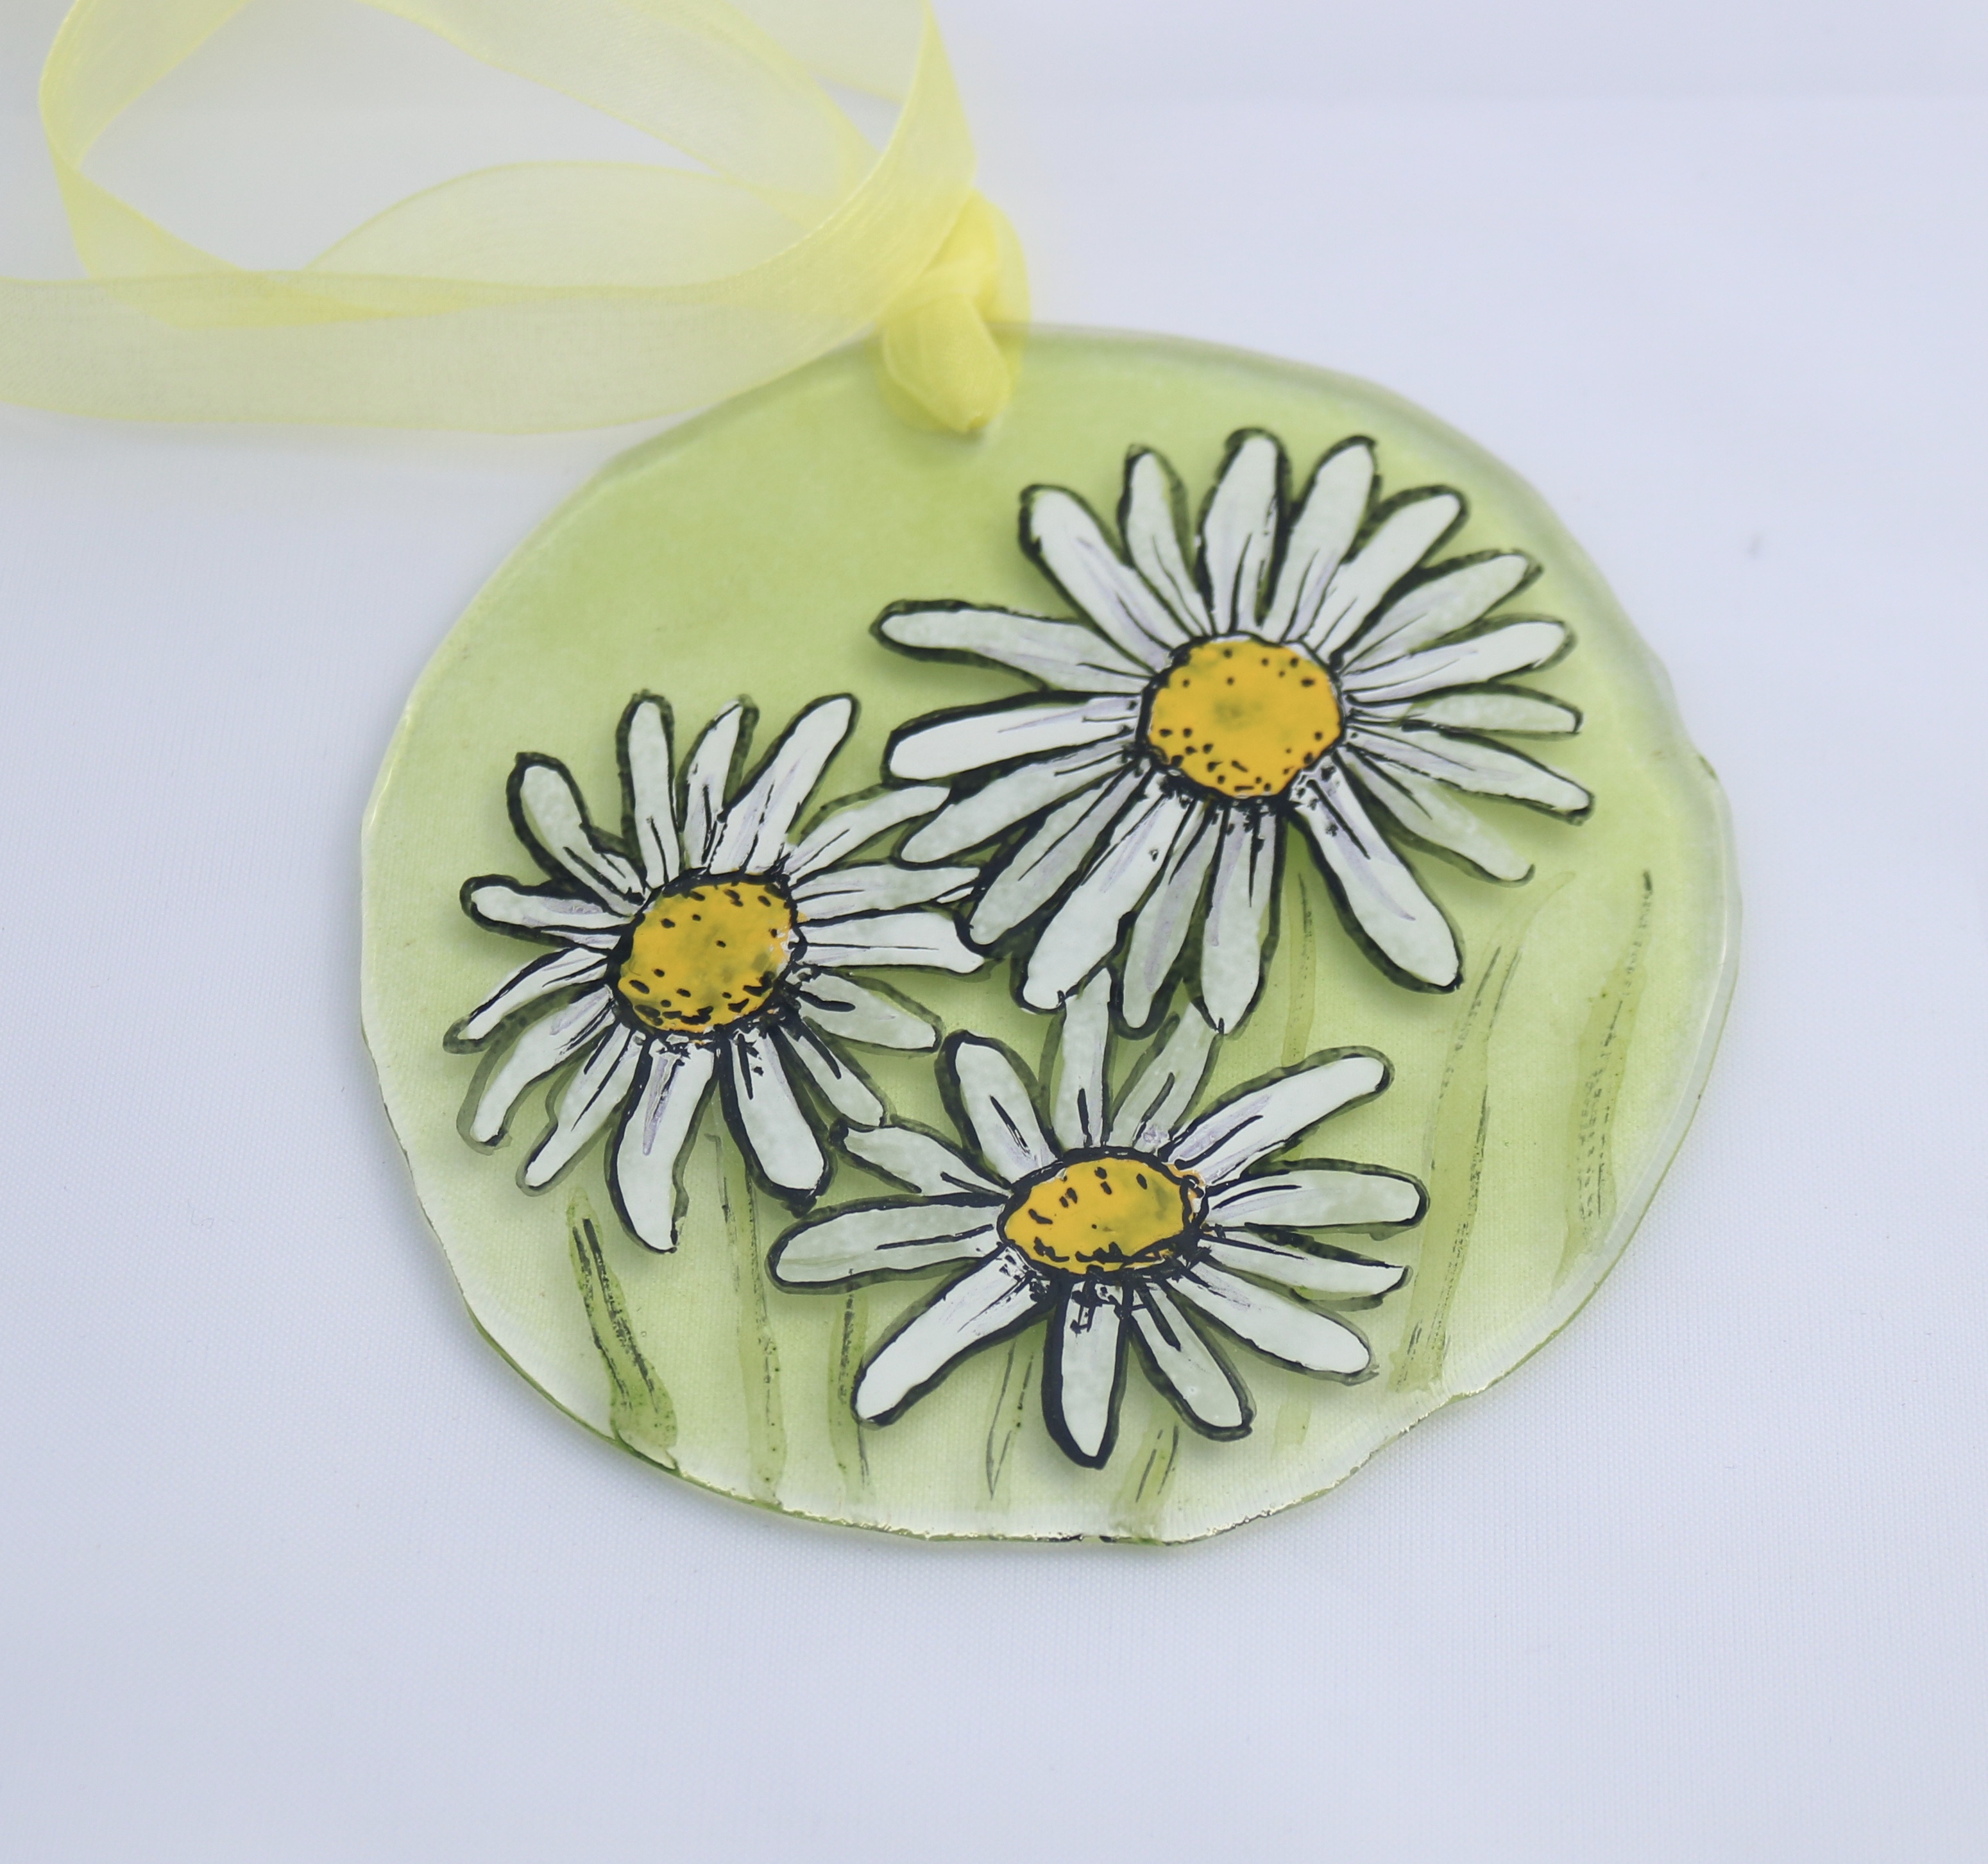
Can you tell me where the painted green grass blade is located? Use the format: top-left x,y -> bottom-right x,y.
1561,872 -> 1656,1283
983,1335 -> 1038,1506
1391,880 -> 1563,1397
829,1289 -> 870,1501
1111,1420 -> 1182,1541
718,1133 -> 787,1505
568,1193 -> 677,1469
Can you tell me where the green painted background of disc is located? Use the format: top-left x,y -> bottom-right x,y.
361,330 -> 1736,1541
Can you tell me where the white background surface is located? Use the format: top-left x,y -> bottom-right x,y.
3,3 -> 1985,1858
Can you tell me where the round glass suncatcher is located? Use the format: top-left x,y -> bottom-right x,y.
362,330 -> 1736,1542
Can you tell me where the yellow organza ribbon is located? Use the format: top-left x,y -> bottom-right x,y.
0,0 -> 1026,432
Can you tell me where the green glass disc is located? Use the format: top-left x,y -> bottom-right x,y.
362,330 -> 1736,1541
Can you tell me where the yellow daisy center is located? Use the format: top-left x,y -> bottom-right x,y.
1143,637 -> 1343,799
614,876 -> 797,1035
1000,1151 -> 1200,1276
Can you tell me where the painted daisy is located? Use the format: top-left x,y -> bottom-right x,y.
452,693 -> 981,1248
878,430 -> 1590,1027
769,974 -> 1423,1467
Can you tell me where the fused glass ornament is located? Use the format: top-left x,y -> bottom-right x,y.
362,330 -> 1736,1541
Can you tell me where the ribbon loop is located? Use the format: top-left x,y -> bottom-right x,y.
0,0 -> 1026,433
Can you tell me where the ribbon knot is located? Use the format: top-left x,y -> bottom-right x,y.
878,192 -> 1028,434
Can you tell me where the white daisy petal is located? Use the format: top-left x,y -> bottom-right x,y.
1131,1283 -> 1247,1433
468,988 -> 616,1145
843,1125 -> 1005,1199
785,784 -> 947,879
455,945 -> 608,1045
952,1038 -> 1056,1184
792,862 -> 974,921
612,1040 -> 716,1251
1351,723 -> 1590,816
1304,492 -> 1461,662
969,766 -> 1146,945
1342,619 -> 1568,704
901,742 -> 1126,864
1173,1261 -> 1372,1376
1168,1050 -> 1387,1186
1291,765 -> 1461,988
1120,806 -> 1217,1031
1345,748 -> 1533,882
770,1200 -> 1000,1286
879,607 -> 1151,693
1209,1167 -> 1424,1229
1107,1006 -> 1218,1152
1022,786 -> 1195,1009
778,1024 -> 884,1127
466,883 -> 630,944
1393,689 -> 1581,735
680,703 -> 744,871
804,909 -> 982,974
1344,553 -> 1533,669
854,1249 -> 1049,1422
1041,959 -> 1105,1145
888,697 -> 1140,782
1046,1283 -> 1126,1465
1026,486 -> 1185,665
742,697 -> 856,869
741,699 -> 855,870
1051,969 -> 1113,1151
622,698 -> 680,890
514,760 -> 644,908
728,1025 -> 826,1193
1261,441 -> 1374,643
1199,808 -> 1278,1033
1121,450 -> 1212,635
1204,1229 -> 1408,1299
706,696 -> 853,873
794,973 -> 936,1050
524,1022 -> 642,1188
1200,432 -> 1282,636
